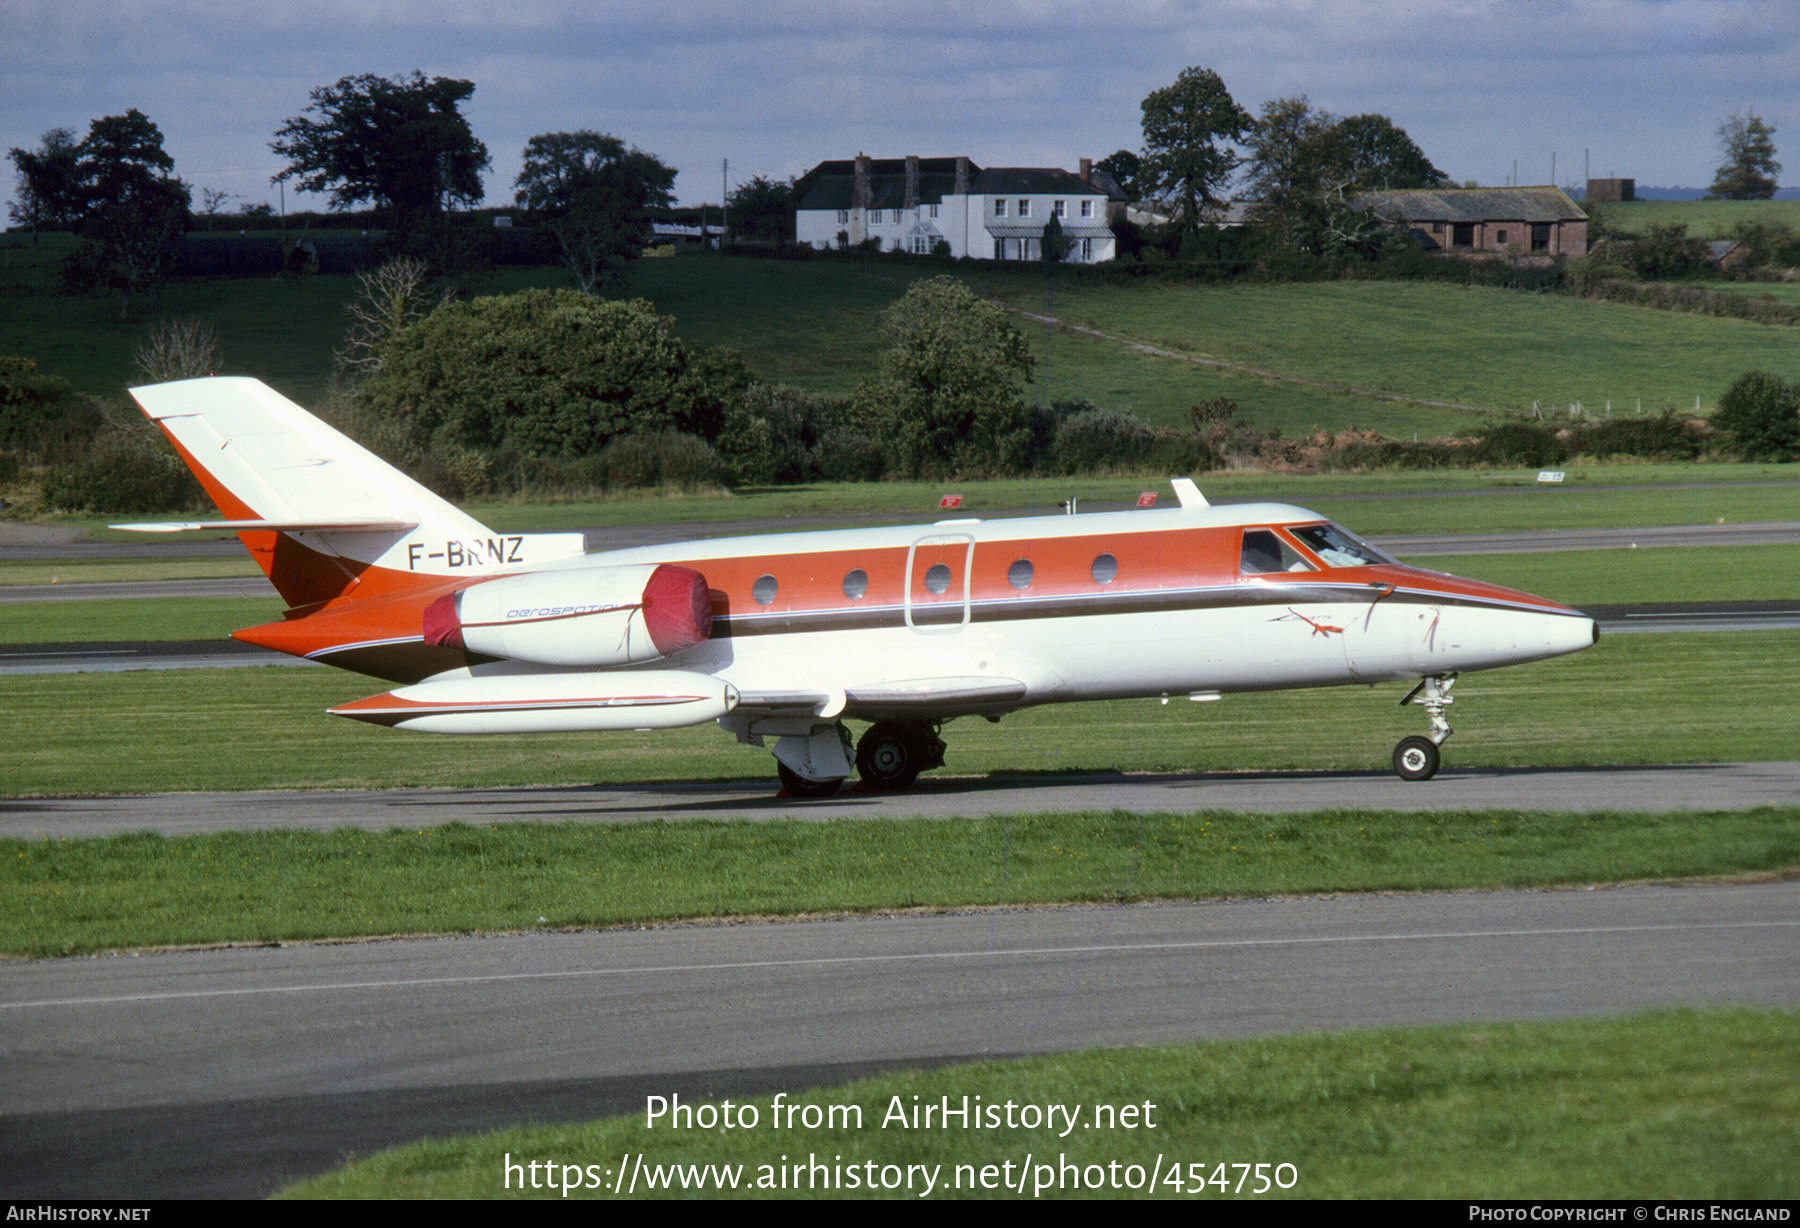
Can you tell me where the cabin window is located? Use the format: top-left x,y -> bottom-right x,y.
1007,558 -> 1033,590
1091,553 -> 1118,584
1288,523 -> 1396,568
1239,529 -> 1312,575
752,574 -> 778,605
842,568 -> 869,599
924,562 -> 952,595
1532,223 -> 1551,252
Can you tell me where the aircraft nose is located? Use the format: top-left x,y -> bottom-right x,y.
1532,611 -> 1599,660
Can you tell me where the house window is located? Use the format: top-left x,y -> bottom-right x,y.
1495,229 -> 1509,246
1053,199 -> 1066,217
927,203 -> 938,219
1017,199 -> 1031,218
1080,237 -> 1092,261
910,235 -> 928,255
1431,221 -> 1442,233
994,199 -> 1007,217
1532,223 -> 1550,252
837,209 -> 849,225
892,209 -> 902,224
1080,199 -> 1093,218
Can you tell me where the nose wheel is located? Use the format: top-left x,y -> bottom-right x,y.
1392,736 -> 1440,781
1393,674 -> 1455,781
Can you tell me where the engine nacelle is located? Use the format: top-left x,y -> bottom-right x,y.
423,563 -> 712,668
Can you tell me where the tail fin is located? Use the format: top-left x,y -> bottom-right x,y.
121,377 -> 584,608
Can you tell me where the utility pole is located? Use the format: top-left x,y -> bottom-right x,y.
721,158 -> 728,248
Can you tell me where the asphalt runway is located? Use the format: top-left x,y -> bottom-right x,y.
4,761 -> 1799,841
3,881 -> 1795,1198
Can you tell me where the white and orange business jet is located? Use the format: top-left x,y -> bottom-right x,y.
119,377 -> 1598,792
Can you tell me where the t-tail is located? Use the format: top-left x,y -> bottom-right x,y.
118,377 -> 588,680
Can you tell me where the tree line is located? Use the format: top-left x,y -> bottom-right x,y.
10,65 -> 1787,312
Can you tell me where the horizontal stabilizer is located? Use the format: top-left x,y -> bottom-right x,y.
111,519 -> 418,534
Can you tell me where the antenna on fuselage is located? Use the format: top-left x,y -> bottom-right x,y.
1170,478 -> 1209,508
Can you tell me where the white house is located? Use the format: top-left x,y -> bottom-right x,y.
794,155 -> 1120,263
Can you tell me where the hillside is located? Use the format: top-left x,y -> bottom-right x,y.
5,240 -> 1798,441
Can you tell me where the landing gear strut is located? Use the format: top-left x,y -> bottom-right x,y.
1393,674 -> 1455,781
771,722 -> 853,798
855,721 -> 946,792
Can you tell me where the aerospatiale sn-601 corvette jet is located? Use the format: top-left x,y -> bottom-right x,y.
119,377 -> 1598,793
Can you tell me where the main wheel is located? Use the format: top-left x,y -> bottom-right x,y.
776,762 -> 842,798
856,721 -> 940,792
1392,736 -> 1441,782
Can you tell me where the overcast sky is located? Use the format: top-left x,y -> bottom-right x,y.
5,1 -> 1796,213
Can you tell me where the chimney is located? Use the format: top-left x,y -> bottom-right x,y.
904,155 -> 919,211
854,153 -> 871,211
1080,157 -> 1092,183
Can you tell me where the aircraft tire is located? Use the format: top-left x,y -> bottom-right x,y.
856,722 -> 927,792
1392,736 -> 1441,782
777,762 -> 843,798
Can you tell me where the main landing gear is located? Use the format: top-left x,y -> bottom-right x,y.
772,720 -> 947,797
854,721 -> 947,793
1393,674 -> 1455,782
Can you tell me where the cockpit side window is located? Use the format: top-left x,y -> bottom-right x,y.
1287,522 -> 1397,568
1239,529 -> 1316,576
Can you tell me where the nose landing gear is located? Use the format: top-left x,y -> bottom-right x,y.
1393,674 -> 1455,781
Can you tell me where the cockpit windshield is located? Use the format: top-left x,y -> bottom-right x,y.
1287,522 -> 1398,568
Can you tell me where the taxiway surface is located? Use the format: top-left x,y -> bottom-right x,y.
4,880 -> 1795,1198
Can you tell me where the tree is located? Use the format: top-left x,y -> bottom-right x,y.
853,276 -> 1034,477
364,289 -> 735,460
1094,149 -> 1143,201
7,127 -> 81,244
60,111 -> 191,319
514,132 -> 676,294
1713,371 -> 1800,460
1244,98 -> 1447,257
271,72 -> 490,231
334,256 -> 453,383
1709,110 -> 1780,200
726,175 -> 797,244
1330,114 -> 1449,190
1138,67 -> 1251,255
133,318 -> 223,384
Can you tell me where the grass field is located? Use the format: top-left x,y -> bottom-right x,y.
3,629 -> 1794,795
1595,197 -> 1800,237
279,1008 -> 1799,1199
8,802 -> 1797,957
8,239 -> 1800,442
